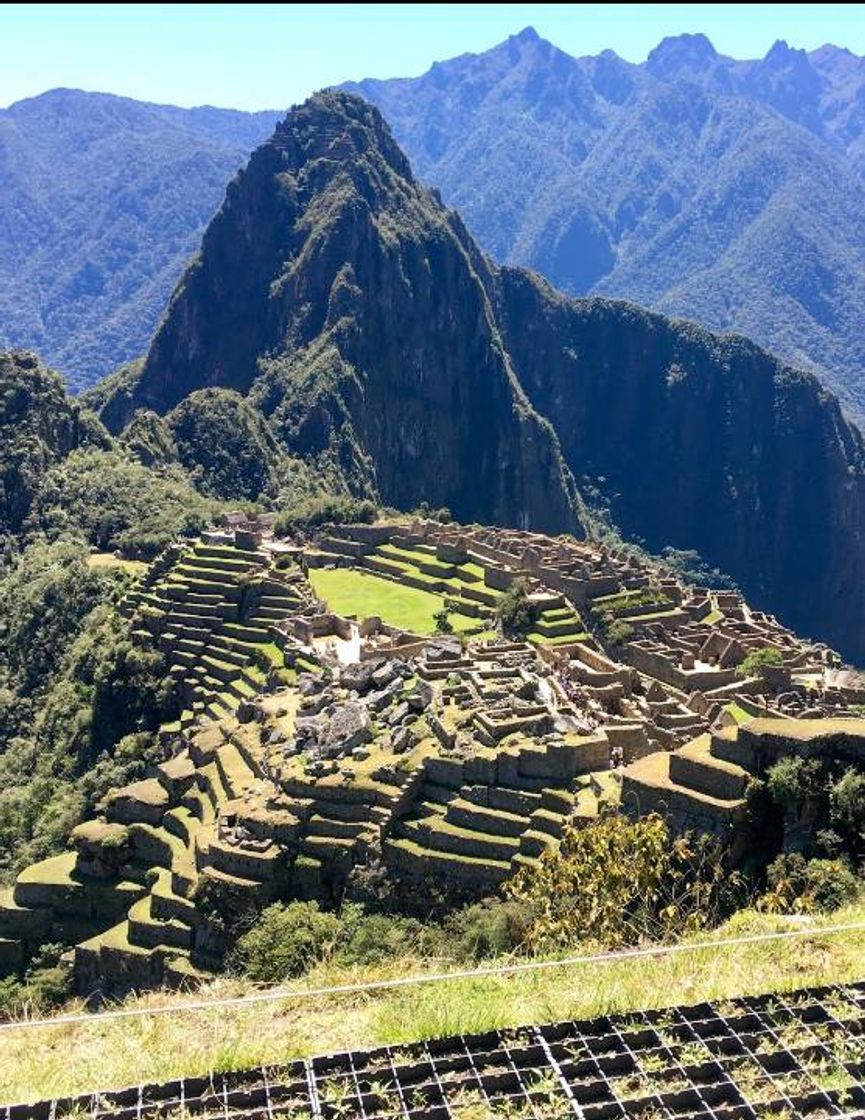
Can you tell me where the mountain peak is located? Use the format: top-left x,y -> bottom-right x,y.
273,89 -> 414,184
645,32 -> 718,77
512,26 -> 541,44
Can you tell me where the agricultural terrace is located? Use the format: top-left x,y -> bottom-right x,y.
308,567 -> 479,635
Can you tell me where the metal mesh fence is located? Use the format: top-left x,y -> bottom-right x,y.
4,980 -> 863,1119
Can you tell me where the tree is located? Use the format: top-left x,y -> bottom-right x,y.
735,646 -> 784,679
433,605 -> 453,634
496,578 -> 534,637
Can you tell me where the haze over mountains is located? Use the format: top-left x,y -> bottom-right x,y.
3,30 -> 865,415
93,91 -> 865,662
347,28 -> 865,416
0,90 -> 278,390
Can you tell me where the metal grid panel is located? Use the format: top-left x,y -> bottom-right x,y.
3,981 -> 863,1119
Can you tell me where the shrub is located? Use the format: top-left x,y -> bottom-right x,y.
0,965 -> 72,1021
496,578 -> 533,637
433,606 -> 453,634
505,813 -> 743,950
830,768 -> 865,847
735,646 -> 784,680
444,899 -> 532,961
230,901 -> 340,983
274,495 -> 377,536
602,616 -> 634,647
766,756 -> 824,811
335,904 -> 430,966
760,854 -> 860,913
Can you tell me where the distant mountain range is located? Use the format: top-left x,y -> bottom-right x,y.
0,90 -> 278,390
346,29 -> 865,418
93,92 -> 865,662
3,32 -> 865,417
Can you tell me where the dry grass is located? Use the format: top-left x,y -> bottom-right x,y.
86,552 -> 148,576
1,903 -> 862,1106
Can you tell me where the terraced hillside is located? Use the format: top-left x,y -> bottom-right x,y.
0,535 -> 313,992
124,538 -> 302,722
1,517 -> 863,999
309,531 -> 590,646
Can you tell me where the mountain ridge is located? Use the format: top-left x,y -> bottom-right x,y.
96,90 -> 865,661
344,28 -> 865,417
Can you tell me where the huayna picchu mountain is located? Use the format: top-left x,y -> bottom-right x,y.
97,91 -> 865,661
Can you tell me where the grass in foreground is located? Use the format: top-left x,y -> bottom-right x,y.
1,903 -> 862,1105
308,568 -> 477,635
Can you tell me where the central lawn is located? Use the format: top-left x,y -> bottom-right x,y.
308,568 -> 477,635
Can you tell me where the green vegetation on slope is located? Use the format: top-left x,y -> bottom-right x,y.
1,900 -> 861,1104
0,90 -> 278,390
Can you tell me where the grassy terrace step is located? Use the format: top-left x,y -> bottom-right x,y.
397,817 -> 521,862
182,783 -> 217,826
306,816 -> 372,840
540,606 -> 578,622
519,828 -> 557,857
150,868 -> 199,925
445,797 -> 528,837
162,806 -> 202,847
527,631 -> 591,646
532,615 -> 586,638
215,743 -> 257,798
622,752 -> 747,813
384,836 -> 511,883
227,677 -> 257,700
466,784 -> 542,814
127,895 -> 193,952
418,781 -> 461,806
528,807 -> 566,838
199,654 -> 242,684
299,835 -> 357,862
202,642 -> 251,668
187,553 -> 260,573
128,823 -> 191,873
670,734 -> 751,801
221,621 -> 272,642
199,865 -> 267,892
254,605 -> 295,621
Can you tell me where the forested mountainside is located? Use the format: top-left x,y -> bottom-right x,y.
0,90 -> 278,389
95,92 -> 865,661
345,29 -> 865,417
4,35 -> 865,413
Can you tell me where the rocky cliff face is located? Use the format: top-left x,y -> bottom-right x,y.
101,92 -> 865,660
495,271 -> 865,653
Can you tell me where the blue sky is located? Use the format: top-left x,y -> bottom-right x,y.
2,3 -> 864,111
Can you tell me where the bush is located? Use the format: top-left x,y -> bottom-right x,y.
230,901 -> 340,983
760,854 -> 860,913
433,606 -> 453,634
0,965 -> 72,1022
274,495 -> 378,536
444,899 -> 532,961
601,616 -> 634,647
766,756 -> 824,811
496,578 -> 534,637
505,813 -> 744,950
830,769 -> 865,847
335,904 -> 430,966
735,646 -> 784,680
